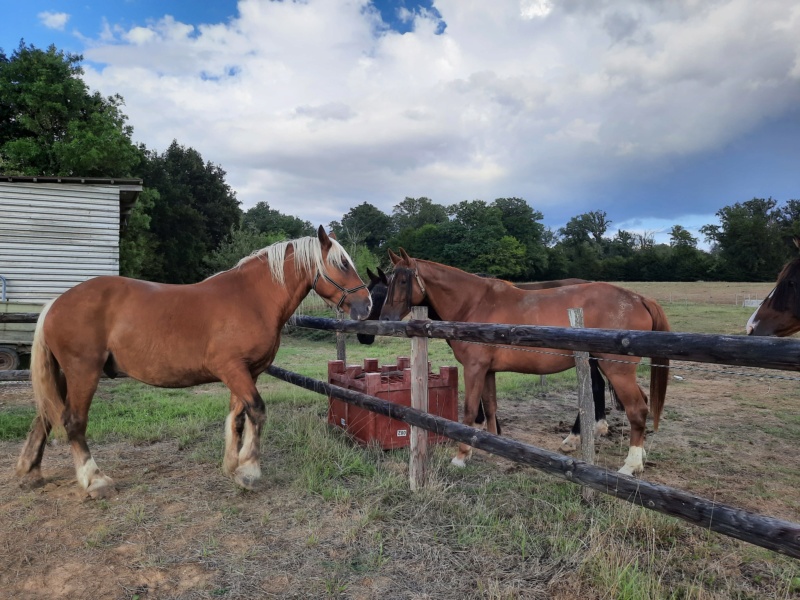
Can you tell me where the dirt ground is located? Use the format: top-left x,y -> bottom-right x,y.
0,361 -> 798,599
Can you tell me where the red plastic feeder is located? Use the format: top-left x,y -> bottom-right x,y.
327,357 -> 459,450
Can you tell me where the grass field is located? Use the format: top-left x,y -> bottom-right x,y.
0,283 -> 797,599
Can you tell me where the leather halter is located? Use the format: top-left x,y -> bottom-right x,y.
312,270 -> 368,311
388,265 -> 426,314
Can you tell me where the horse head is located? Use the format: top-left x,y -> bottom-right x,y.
747,236 -> 800,336
380,248 -> 426,321
357,267 -> 389,344
312,226 -> 372,320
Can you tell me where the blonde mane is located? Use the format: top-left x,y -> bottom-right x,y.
235,235 -> 354,286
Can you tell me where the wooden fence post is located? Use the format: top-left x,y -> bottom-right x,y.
568,307 -> 594,502
336,310 -> 346,363
409,306 -> 430,491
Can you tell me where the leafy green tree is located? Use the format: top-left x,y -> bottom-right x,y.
439,200 -> 527,276
331,202 -> 393,252
492,197 -> 548,278
607,230 -> 637,259
203,227 -> 284,274
243,201 -> 313,238
349,246 -> 381,280
669,225 -> 698,248
0,41 -> 139,176
556,211 -> 612,279
136,141 -> 241,283
700,198 -> 784,280
391,197 -> 449,232
119,188 -> 159,278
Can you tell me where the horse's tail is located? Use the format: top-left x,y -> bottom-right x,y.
642,296 -> 670,431
31,300 -> 65,432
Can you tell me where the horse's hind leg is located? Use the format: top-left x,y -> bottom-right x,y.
63,370 -> 115,499
452,366 -> 489,467
561,360 -> 609,453
223,393 -> 246,477
16,415 -> 52,488
221,371 -> 264,490
604,369 -> 649,476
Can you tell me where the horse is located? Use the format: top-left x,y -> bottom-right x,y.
15,227 -> 372,498
379,249 -> 670,476
747,236 -> 800,337
357,268 -> 612,449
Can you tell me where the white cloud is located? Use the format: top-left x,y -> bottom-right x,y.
38,11 -> 69,31
78,0 -> 800,228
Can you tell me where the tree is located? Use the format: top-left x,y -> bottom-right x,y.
243,201 -> 313,238
556,211 -> 612,279
492,197 -> 548,278
331,202 -> 393,252
669,225 -> 697,248
119,188 -> 160,278
392,197 -> 449,232
0,41 -> 139,176
203,227 -> 284,274
136,141 -> 241,283
440,200 -> 527,276
700,198 -> 785,280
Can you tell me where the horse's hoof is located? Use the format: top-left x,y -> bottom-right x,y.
594,419 -> 609,436
234,463 -> 262,491
450,457 -> 467,468
560,434 -> 579,453
87,477 -> 117,499
18,471 -> 45,490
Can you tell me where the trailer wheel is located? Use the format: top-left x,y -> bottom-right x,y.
0,346 -> 20,371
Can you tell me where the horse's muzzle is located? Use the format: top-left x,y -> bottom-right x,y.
349,299 -> 372,321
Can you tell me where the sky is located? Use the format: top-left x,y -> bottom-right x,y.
2,0 -> 800,247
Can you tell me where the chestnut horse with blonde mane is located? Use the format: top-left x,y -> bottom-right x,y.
380,249 -> 670,476
16,227 -> 371,498
747,236 -> 800,337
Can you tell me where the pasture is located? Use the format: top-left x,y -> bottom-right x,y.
0,282 -> 797,599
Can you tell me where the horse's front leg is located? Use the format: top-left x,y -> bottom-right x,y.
221,371 -> 264,490
452,366 -> 489,467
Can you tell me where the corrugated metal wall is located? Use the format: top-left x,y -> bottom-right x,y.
0,182 -> 121,303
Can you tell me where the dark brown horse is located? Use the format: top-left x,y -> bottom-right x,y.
380,249 -> 670,476
16,227 -> 372,498
747,236 -> 800,337
358,269 -> 612,448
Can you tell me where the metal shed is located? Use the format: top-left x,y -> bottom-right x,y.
0,176 -> 142,369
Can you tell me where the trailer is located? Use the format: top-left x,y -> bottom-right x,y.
0,176 -> 142,370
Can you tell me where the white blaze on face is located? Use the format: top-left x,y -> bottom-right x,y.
746,309 -> 759,334
746,289 -> 773,334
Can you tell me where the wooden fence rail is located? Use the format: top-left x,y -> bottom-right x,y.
266,364 -> 800,559
288,314 -> 800,372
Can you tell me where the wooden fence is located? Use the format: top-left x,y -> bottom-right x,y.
2,311 -> 800,558
283,313 -> 800,559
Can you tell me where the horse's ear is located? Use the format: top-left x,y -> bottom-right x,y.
388,249 -> 401,265
377,267 -> 388,284
399,248 -> 411,261
328,230 -> 337,240
366,267 -> 376,281
317,225 -> 332,250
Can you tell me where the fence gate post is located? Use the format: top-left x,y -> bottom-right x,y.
409,306 -> 430,491
567,307 -> 594,502
336,310 -> 346,363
